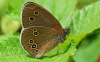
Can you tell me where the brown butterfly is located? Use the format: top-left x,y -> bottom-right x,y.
21,2 -> 70,58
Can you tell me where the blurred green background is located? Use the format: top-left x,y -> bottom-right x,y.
0,0 -> 100,62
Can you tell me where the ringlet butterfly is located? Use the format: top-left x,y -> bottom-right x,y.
21,2 -> 70,58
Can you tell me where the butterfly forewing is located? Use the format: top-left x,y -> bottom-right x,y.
22,2 -> 63,32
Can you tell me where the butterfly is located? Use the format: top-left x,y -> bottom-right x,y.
21,2 -> 70,58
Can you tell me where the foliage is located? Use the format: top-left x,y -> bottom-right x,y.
0,0 -> 100,62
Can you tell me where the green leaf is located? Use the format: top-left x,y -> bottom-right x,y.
73,32 -> 100,62
70,1 -> 100,46
70,1 -> 100,62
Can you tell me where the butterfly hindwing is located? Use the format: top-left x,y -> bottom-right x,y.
21,26 -> 62,58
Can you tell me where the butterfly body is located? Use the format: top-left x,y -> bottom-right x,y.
21,2 -> 70,58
